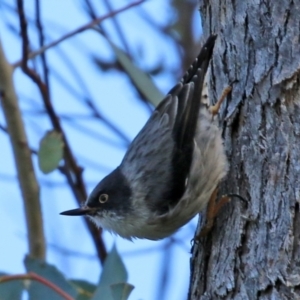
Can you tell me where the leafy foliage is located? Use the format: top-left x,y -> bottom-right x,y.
38,130 -> 64,174
0,246 -> 133,300
0,272 -> 23,300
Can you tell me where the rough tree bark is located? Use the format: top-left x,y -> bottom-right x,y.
189,1 -> 300,299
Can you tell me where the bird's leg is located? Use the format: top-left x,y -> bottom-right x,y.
209,86 -> 232,116
194,86 -> 234,239
196,188 -> 231,238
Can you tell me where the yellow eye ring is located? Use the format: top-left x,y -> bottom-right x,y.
99,194 -> 109,203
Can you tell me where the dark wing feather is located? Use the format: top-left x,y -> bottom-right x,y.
162,35 -> 217,209
173,35 -> 217,149
121,35 -> 217,214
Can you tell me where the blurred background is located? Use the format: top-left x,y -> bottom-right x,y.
0,1 -> 204,299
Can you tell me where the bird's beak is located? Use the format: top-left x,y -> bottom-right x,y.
60,206 -> 93,216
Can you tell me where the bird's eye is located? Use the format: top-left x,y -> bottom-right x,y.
99,194 -> 109,203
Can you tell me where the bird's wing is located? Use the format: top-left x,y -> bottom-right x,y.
121,35 -> 217,214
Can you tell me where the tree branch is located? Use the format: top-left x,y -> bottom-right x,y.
16,0 -> 107,264
0,39 -> 45,259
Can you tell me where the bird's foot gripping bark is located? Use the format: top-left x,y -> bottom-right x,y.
196,188 -> 247,239
209,86 -> 232,116
196,188 -> 230,238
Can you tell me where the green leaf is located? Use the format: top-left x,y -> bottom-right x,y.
70,279 -> 96,300
110,283 -> 134,300
109,42 -> 164,107
91,245 -> 130,300
24,256 -> 77,300
38,130 -> 64,174
0,272 -> 24,300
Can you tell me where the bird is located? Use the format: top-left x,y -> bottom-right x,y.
60,35 -> 230,240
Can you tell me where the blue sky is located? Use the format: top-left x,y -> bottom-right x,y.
0,1 -> 202,299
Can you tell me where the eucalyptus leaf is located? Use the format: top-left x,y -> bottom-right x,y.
91,245 -> 129,300
0,272 -> 23,300
110,283 -> 134,300
38,130 -> 64,174
109,41 -> 164,107
24,256 -> 77,300
70,279 -> 96,300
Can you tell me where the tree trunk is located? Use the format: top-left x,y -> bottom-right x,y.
189,1 -> 300,299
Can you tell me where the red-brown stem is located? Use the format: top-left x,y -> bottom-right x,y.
0,272 -> 74,300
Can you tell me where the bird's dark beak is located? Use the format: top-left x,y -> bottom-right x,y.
60,206 -> 92,216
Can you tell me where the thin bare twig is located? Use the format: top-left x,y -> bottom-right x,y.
16,0 -> 107,264
104,0 -> 132,56
35,0 -> 50,88
85,0 -> 132,57
156,240 -> 173,300
0,272 -> 74,300
0,123 -> 8,132
85,98 -> 132,144
49,46 -> 131,145
12,0 -> 145,69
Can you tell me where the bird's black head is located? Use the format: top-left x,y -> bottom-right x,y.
60,167 -> 132,217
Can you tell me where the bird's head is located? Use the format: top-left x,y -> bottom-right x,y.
60,167 -> 132,219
